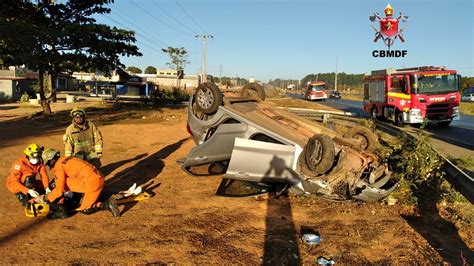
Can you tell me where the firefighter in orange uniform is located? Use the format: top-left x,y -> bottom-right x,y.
6,144 -> 50,206
41,149 -> 119,218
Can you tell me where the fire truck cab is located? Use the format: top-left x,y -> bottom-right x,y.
304,81 -> 328,101
363,66 -> 461,127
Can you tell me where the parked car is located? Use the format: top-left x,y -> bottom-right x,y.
461,87 -> 474,102
329,90 -> 341,99
178,82 -> 396,202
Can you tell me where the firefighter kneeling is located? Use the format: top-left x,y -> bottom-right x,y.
39,149 -> 120,219
6,144 -> 50,206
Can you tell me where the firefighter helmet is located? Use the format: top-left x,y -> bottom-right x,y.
42,149 -> 60,167
70,107 -> 86,117
23,143 -> 43,158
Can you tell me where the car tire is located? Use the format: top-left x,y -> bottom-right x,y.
343,126 -> 377,153
302,134 -> 336,175
371,106 -> 378,119
195,82 -> 222,114
394,110 -> 405,127
241,83 -> 266,101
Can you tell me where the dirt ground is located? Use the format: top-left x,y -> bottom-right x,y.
0,101 -> 472,264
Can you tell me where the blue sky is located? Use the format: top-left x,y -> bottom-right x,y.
94,0 -> 473,82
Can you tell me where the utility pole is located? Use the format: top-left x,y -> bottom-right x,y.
334,56 -> 338,91
195,35 -> 213,82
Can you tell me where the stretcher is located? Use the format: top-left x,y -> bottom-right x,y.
25,183 -> 150,217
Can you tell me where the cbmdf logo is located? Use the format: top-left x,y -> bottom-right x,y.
370,4 -> 408,57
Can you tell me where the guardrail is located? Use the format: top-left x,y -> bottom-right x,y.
287,107 -> 474,204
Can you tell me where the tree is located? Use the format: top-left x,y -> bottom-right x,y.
161,47 -> 189,88
0,0 -> 141,114
144,66 -> 157,74
126,66 -> 142,74
460,76 -> 474,91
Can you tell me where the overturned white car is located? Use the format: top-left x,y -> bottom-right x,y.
178,82 -> 396,201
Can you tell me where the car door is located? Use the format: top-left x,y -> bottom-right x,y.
223,138 -> 301,185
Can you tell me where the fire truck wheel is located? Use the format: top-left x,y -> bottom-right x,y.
302,135 -> 336,175
195,82 -> 223,114
371,106 -> 379,119
436,119 -> 452,127
394,110 -> 405,127
343,126 -> 377,153
241,83 -> 266,101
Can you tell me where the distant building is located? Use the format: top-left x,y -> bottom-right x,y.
145,68 -> 199,90
0,66 -> 74,102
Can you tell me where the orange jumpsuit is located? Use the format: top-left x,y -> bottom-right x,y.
47,157 -> 104,210
6,157 -> 50,194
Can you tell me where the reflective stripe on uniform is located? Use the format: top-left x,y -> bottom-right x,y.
95,145 -> 102,152
73,141 -> 90,148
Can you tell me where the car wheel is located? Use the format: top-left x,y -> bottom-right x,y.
436,119 -> 452,127
394,110 -> 405,127
302,135 -> 336,175
371,106 -> 378,119
343,126 -> 377,153
195,82 -> 222,114
241,83 -> 266,101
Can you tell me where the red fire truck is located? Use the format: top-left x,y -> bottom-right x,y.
363,66 -> 461,127
304,81 -> 328,101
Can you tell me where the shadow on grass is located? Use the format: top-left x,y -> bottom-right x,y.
263,196 -> 301,265
402,180 -> 474,264
101,138 -> 188,215
0,216 -> 48,245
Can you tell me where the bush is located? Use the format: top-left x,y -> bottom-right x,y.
387,128 -> 445,204
20,92 -> 30,103
161,87 -> 189,103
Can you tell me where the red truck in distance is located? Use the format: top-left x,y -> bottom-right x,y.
363,66 -> 461,127
304,81 -> 328,101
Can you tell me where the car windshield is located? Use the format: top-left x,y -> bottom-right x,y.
309,85 -> 326,91
415,74 -> 458,94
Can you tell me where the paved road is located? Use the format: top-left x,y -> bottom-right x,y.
288,94 -> 474,159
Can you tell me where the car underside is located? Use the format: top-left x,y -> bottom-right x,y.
178,82 -> 397,202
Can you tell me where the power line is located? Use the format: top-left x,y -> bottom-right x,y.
175,0 -> 209,35
129,0 -> 194,37
106,11 -> 196,57
100,14 -> 169,59
151,0 -> 198,35
110,9 -> 171,47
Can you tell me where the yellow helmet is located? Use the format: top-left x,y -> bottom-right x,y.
42,149 -> 60,166
24,143 -> 43,158
70,107 -> 85,117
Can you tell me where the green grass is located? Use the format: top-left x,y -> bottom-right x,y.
459,102 -> 474,115
447,155 -> 474,172
340,93 -> 363,101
